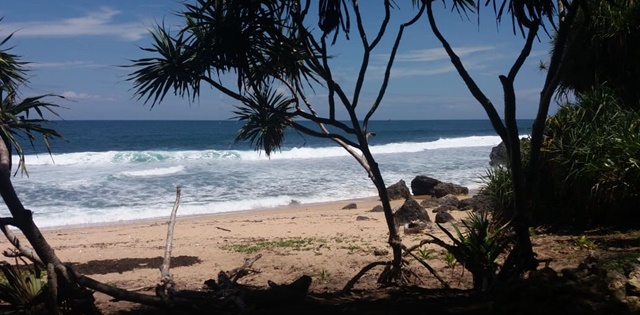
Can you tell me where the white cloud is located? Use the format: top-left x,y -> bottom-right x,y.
390,64 -> 455,77
1,7 -> 148,41
29,61 -> 102,69
391,46 -> 495,62
61,91 -> 100,100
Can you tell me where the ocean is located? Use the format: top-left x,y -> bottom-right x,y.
3,120 -> 532,228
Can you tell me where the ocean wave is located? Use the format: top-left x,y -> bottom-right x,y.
117,165 -> 185,177
21,135 -> 521,166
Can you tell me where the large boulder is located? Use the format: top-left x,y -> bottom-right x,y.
490,141 -> 508,167
490,137 -> 531,167
433,182 -> 469,198
410,176 -> 441,196
393,198 -> 430,226
386,179 -> 412,200
435,211 -> 456,224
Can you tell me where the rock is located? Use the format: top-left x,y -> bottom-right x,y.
432,204 -> 458,213
606,271 -> 628,301
457,198 -> 475,211
410,175 -> 441,196
435,211 -> 455,224
386,179 -> 412,200
342,203 -> 357,210
403,221 -> 430,234
438,194 -> 460,206
628,277 -> 640,297
433,182 -> 469,198
468,192 -> 492,213
393,198 -> 430,226
489,138 -> 530,167
420,198 -> 440,208
373,248 -> 389,256
370,205 -> 384,212
490,141 -> 508,167
355,216 -> 370,221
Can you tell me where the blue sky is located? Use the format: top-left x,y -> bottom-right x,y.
0,1 -> 557,121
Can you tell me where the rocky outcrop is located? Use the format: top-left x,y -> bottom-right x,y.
435,211 -> 455,224
386,179 -> 412,200
410,175 -> 469,198
410,176 -> 441,196
393,198 -> 430,226
433,182 -> 469,198
490,141 -> 508,167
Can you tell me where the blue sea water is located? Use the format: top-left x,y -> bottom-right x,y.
3,120 -> 532,228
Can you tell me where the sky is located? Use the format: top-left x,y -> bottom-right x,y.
0,1 -> 558,121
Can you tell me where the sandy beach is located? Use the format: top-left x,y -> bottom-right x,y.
2,195 -> 479,313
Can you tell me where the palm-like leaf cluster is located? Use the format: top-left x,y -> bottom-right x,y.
233,87 -> 293,156
128,0 -> 319,106
0,262 -> 46,310
0,31 -> 62,175
428,210 -> 511,291
128,0 -> 330,155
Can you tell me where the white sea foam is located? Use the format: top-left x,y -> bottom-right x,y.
118,165 -> 185,177
20,135 -> 524,166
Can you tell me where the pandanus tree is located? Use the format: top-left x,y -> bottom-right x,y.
0,31 -> 102,313
421,0 -> 585,279
128,0 -> 426,286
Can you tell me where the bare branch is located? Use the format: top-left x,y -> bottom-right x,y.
159,186 -> 181,294
0,224 -> 43,267
426,1 -> 507,141
364,4 -> 424,131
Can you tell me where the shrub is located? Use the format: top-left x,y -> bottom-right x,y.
0,261 -> 47,312
542,88 -> 640,227
427,211 -> 511,292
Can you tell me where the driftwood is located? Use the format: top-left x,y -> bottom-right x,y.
157,186 -> 181,298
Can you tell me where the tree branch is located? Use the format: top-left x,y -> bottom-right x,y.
0,224 -> 44,267
426,1 -> 507,140
364,3 -> 424,131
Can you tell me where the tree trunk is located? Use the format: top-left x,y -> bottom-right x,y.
0,136 -> 98,313
366,156 -> 403,284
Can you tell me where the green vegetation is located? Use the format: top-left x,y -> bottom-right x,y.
224,238 -> 323,253
444,251 -> 457,270
417,248 -> 435,261
318,269 -> 330,284
481,0 -> 640,230
542,89 -> 640,227
573,235 -> 597,251
0,262 -> 46,312
428,211 -> 511,291
601,252 -> 640,274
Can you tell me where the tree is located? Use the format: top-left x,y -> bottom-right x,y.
422,0 -> 584,279
0,29 -> 103,314
128,0 -> 426,286
554,0 -> 640,110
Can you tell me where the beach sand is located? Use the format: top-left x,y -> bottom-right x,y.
3,196 -> 477,313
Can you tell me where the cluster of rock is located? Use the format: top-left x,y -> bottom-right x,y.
375,175 -> 489,234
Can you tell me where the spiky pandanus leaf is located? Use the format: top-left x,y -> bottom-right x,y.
1,29 -> 63,176
1,93 -> 63,176
0,262 -> 45,307
233,87 -> 294,157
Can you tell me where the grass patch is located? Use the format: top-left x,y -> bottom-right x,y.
224,237 -> 324,253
